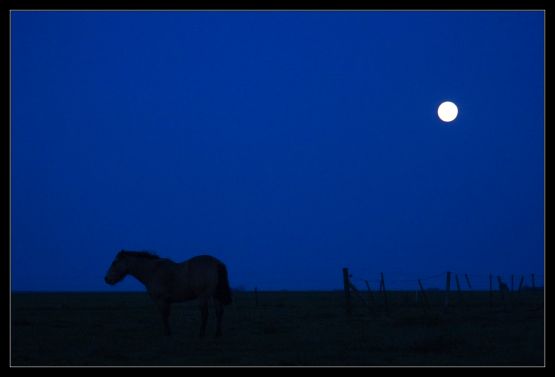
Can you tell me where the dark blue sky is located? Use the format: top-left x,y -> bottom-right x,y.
11,11 -> 544,291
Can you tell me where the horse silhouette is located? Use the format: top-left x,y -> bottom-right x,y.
105,250 -> 232,337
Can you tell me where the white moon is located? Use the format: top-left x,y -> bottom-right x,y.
437,101 -> 458,122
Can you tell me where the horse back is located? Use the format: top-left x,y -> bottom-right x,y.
181,255 -> 222,287
152,255 -> 224,302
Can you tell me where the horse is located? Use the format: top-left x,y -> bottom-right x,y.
104,250 -> 232,337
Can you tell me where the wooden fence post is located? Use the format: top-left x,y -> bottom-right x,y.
364,279 -> 375,310
518,275 -> 525,292
380,272 -> 389,315
489,273 -> 493,307
444,271 -> 451,309
415,288 -> 419,303
464,274 -> 472,290
418,279 -> 430,311
455,274 -> 463,305
343,268 -> 351,315
350,282 -> 371,312
497,276 -> 507,301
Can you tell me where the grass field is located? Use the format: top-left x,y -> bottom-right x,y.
10,290 -> 544,366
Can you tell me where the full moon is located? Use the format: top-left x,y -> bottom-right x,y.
437,101 -> 458,122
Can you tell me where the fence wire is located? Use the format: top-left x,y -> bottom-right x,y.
348,270 -> 544,292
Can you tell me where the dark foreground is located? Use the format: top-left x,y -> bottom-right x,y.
11,291 -> 544,366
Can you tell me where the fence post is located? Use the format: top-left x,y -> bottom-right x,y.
455,274 -> 463,305
489,273 -> 493,307
415,288 -> 419,303
343,268 -> 351,315
350,281 -> 372,312
497,276 -> 506,301
364,279 -> 375,310
380,272 -> 389,315
417,279 -> 430,311
444,271 -> 451,309
518,275 -> 525,292
464,274 -> 472,290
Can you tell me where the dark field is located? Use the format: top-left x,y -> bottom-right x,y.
11,291 -> 544,366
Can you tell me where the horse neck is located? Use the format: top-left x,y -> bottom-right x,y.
127,257 -> 157,286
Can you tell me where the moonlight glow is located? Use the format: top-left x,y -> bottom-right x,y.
438,101 -> 459,122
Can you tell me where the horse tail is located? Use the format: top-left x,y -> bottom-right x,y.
215,263 -> 232,305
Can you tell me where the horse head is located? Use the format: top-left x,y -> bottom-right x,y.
104,250 -> 130,285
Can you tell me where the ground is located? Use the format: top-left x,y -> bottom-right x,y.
10,291 -> 544,366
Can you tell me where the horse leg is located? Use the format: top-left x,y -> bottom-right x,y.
156,300 -> 171,336
214,299 -> 224,337
198,297 -> 208,338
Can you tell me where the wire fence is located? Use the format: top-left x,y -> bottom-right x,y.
340,268 -> 545,316
348,271 -> 544,292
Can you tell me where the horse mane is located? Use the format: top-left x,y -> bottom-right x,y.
117,250 -> 161,260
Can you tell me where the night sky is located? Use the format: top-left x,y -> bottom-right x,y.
11,11 -> 544,291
